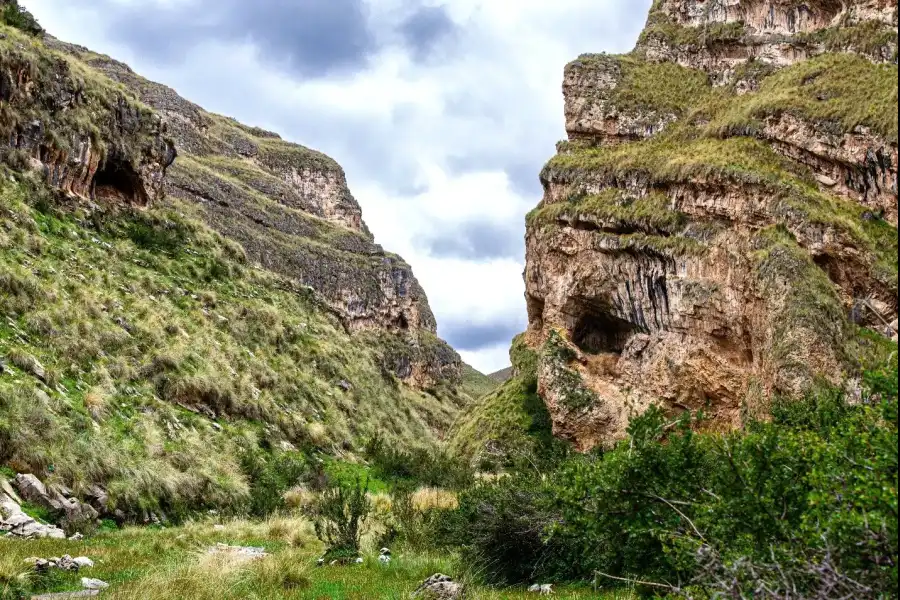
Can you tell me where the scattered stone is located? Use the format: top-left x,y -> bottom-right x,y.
80,578 -> 109,591
379,547 -> 392,564
411,574 -> 465,599
338,380 -> 353,392
206,543 -> 268,562
69,532 -> 84,541
815,173 -> 837,187
73,557 -> 94,569
528,584 -> 554,595
354,557 -> 364,564
316,557 -> 325,567
56,555 -> 79,571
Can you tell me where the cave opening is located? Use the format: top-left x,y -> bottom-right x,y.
572,310 -> 636,355
93,156 -> 147,206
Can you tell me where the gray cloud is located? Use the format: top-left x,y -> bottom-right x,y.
418,219 -> 524,261
399,5 -> 457,60
91,0 -> 456,78
439,317 -> 525,353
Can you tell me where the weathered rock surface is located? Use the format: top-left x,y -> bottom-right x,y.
14,474 -> 98,531
411,574 -> 466,600
1,490 -> 66,539
0,29 -> 175,205
524,0 -> 898,450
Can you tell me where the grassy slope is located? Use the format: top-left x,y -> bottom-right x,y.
460,364 -> 500,401
0,517 -> 625,599
0,172 -> 463,517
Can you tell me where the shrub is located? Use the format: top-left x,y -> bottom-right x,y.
304,477 -> 371,559
364,433 -> 474,490
240,449 -> 308,517
435,360 -> 899,597
0,1 -> 42,36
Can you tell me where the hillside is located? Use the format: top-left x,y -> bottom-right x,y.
0,7 -> 474,521
457,0 -> 898,456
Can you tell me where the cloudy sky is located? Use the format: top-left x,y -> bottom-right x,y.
23,0 -> 650,373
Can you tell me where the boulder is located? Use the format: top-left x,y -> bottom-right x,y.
14,474 -> 98,530
0,492 -> 66,539
411,574 -> 465,599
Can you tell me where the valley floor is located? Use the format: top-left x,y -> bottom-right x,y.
0,518 -> 625,600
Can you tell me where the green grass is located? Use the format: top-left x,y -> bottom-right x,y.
0,171 -> 462,518
569,54 -> 716,119
0,517 -> 622,599
459,364 -> 501,401
710,53 -> 899,142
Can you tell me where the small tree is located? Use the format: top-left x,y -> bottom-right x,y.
306,477 -> 371,559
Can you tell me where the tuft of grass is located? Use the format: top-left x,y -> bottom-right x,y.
709,53 -> 898,142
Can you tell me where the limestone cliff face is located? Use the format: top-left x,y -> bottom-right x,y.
0,24 -> 459,388
526,0 -> 898,451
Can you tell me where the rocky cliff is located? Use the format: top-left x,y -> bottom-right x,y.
0,5 -> 478,519
0,8 -> 459,389
524,0 -> 898,451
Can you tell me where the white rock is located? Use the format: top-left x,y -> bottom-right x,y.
73,557 -> 94,568
81,578 -> 109,590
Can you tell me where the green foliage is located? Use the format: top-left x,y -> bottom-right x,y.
305,477 -> 372,559
0,2 -> 42,36
439,360 -> 899,596
433,473 -> 581,586
240,449 -> 308,518
449,334 -> 568,471
363,434 -> 474,490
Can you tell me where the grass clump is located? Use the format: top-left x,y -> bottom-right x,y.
710,53 -> 899,142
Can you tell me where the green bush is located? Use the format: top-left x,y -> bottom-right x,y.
240,449 -> 308,517
364,433 -> 474,490
0,1 -> 42,36
304,477 -> 371,560
436,360 -> 899,596
433,473 -> 581,586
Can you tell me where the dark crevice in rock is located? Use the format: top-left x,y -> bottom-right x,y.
93,152 -> 147,206
572,309 -> 638,355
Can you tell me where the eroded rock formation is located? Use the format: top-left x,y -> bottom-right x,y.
525,0 -> 898,450
0,22 -> 459,389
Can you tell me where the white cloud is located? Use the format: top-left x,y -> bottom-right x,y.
21,0 -> 651,372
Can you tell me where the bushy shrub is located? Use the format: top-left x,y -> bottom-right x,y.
304,477 -> 371,559
437,361 -> 899,597
0,1 -> 42,36
240,449 -> 308,517
364,433 -> 474,490
433,473 -> 581,586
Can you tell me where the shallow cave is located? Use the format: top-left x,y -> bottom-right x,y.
572,310 -> 637,355
93,156 -> 148,206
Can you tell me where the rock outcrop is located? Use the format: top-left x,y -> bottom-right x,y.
524,0 -> 898,450
0,19 -> 459,389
